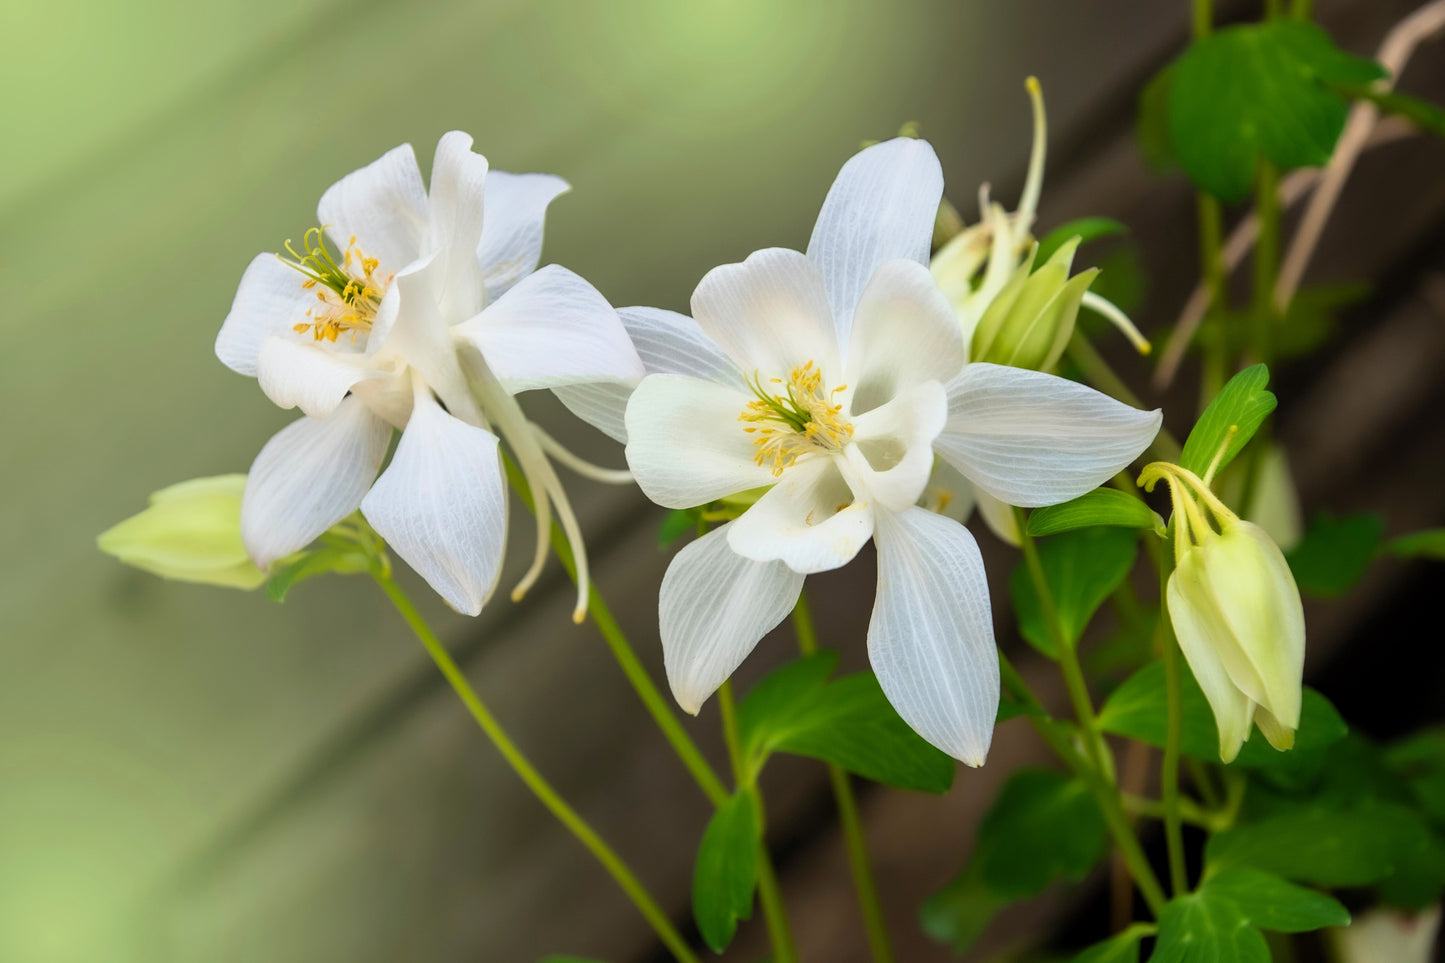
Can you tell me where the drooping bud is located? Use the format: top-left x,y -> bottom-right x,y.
98,475 -> 266,589
1139,461 -> 1306,763
970,237 -> 1099,371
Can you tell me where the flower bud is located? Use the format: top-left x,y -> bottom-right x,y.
1140,462 -> 1306,762
970,237 -> 1099,372
98,475 -> 266,589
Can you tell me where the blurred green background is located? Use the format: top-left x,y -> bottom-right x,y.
13,1 -> 1422,961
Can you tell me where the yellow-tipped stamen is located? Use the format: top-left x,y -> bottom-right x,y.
738,361 -> 854,476
277,227 -> 391,344
1019,77 -> 1048,231
532,424 -> 635,485
1081,291 -> 1152,356
536,461 -> 591,624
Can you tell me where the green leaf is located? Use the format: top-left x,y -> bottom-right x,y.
975,769 -> 1109,899
1205,801 -> 1443,893
738,654 -> 955,793
264,543 -> 371,602
692,791 -> 759,953
1036,216 -> 1129,266
1074,924 -> 1154,963
1136,65 -> 1178,171
1097,661 -> 1346,769
1286,511 -> 1385,597
1010,527 -> 1139,658
1180,364 -> 1276,480
1388,528 -> 1445,559
1150,868 -> 1348,963
1166,22 -> 1385,201
920,863 -> 1002,955
1385,728 -> 1445,827
1341,85 -> 1445,139
1027,489 -> 1162,537
658,509 -> 697,548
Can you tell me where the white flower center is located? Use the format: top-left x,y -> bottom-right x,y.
278,227 -> 392,344
739,360 -> 854,476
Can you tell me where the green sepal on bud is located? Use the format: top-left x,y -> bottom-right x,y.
970,236 -> 1099,372
1140,460 -> 1306,763
97,475 -> 266,590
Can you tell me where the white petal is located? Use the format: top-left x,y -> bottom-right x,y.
478,170 -> 570,303
868,506 -> 999,766
807,137 -> 944,346
936,363 -> 1162,507
843,259 -> 965,414
972,488 -> 1021,547
216,254 -> 313,377
360,386 -> 508,616
727,457 -> 875,574
690,247 -> 839,378
255,336 -> 385,418
624,374 -> 775,509
660,524 -> 804,713
921,458 -> 977,523
1167,570 -> 1258,763
845,380 -> 949,513
425,131 -> 490,322
240,397 -> 391,567
317,143 -> 429,271
553,305 -> 741,443
454,264 -> 643,392
377,255 -> 481,424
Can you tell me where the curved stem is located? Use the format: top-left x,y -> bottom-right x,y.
719,683 -> 798,963
1014,507 -> 1115,784
794,594 -> 894,963
371,570 -> 699,963
997,651 -> 1168,917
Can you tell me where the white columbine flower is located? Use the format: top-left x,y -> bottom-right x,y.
216,131 -> 643,617
562,137 -> 1161,764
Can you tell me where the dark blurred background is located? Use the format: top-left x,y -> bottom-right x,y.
3,0 -> 1444,960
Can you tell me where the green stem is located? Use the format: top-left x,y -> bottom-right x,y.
501,455 -> 729,807
719,683 -> 798,963
1253,162 -> 1281,362
372,570 -> 699,963
1066,333 -> 1183,463
793,594 -> 894,963
1192,0 -> 1213,37
1290,0 -> 1313,19
1187,758 -> 1223,809
1013,507 -> 1115,784
1122,792 -> 1228,831
997,651 -> 1169,916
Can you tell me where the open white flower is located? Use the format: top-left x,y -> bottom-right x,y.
564,137 -> 1162,764
216,131 -> 643,617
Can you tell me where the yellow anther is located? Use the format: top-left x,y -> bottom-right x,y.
738,361 -> 854,476
277,226 -> 392,344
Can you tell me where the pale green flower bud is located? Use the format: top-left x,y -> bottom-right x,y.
970,238 -> 1099,371
98,475 -> 266,589
1140,462 -> 1306,763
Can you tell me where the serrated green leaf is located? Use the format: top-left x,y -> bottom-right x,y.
1286,511 -> 1384,597
1150,868 -> 1347,963
920,863 -> 1003,955
1167,22 -> 1385,201
1180,364 -> 1276,480
264,544 -> 371,602
1074,924 -> 1154,963
1036,217 -> 1129,266
1027,489 -> 1161,537
1010,527 -> 1139,657
692,791 -> 759,953
658,508 -> 697,548
738,654 -> 954,793
1388,528 -> 1445,559
1097,661 -> 1346,770
975,769 -> 1108,899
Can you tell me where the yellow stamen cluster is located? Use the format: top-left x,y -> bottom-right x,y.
739,361 -> 853,476
277,227 -> 391,344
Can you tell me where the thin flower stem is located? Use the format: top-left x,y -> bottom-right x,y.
793,593 -> 895,963
719,683 -> 799,963
997,650 -> 1169,916
1013,507 -> 1115,784
1192,0 -> 1213,37
1252,162 -> 1282,364
371,570 -> 700,963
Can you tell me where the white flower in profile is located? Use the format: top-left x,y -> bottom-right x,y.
216,131 -> 643,617
564,137 -> 1162,764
